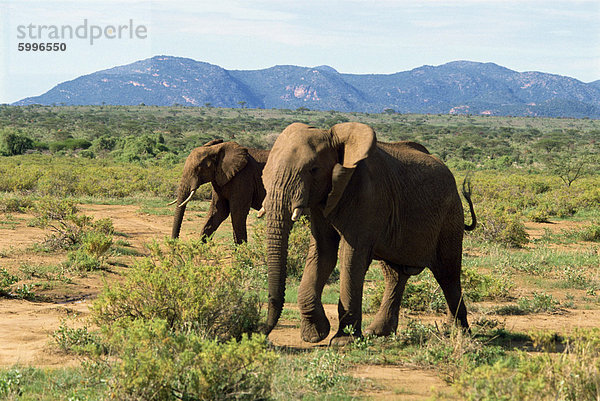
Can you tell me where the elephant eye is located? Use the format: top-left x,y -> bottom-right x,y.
310,166 -> 319,174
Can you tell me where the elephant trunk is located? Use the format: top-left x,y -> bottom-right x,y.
264,193 -> 293,335
171,202 -> 187,239
171,183 -> 194,239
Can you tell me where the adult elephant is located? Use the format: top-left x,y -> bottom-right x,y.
260,122 -> 476,345
170,139 -> 269,244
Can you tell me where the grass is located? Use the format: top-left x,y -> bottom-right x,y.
0,366 -> 107,400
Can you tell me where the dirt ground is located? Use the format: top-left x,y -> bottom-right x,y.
0,204 -> 598,400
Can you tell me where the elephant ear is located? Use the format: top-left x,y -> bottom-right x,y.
203,138 -> 224,147
215,142 -> 249,186
324,123 -> 377,216
330,122 -> 376,168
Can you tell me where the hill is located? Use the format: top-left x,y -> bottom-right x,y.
14,56 -> 600,118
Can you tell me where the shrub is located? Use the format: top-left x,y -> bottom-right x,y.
568,221 -> 600,242
0,128 -> 33,156
92,238 -> 262,341
65,249 -> 102,271
470,205 -> 529,247
234,215 -> 311,280
391,321 -> 507,383
0,195 -> 34,213
80,231 -> 113,260
287,216 -> 312,278
401,270 -> 447,313
104,319 -> 277,401
53,322 -> 105,355
368,266 -> 512,315
0,369 -> 22,398
305,349 -> 350,391
48,138 -> 92,152
30,196 -> 79,226
461,267 -> 513,302
0,268 -> 18,296
455,329 -> 600,401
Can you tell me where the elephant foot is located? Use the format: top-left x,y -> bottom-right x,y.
364,315 -> 398,337
329,332 -> 358,347
301,317 -> 330,343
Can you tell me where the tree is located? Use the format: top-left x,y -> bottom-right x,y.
541,152 -> 596,187
0,129 -> 34,156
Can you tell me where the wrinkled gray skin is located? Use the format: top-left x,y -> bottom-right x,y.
261,122 -> 476,345
171,139 -> 269,244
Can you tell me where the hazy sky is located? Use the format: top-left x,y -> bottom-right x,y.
1,0 -> 599,103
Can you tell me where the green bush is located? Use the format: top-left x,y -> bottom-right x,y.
92,238 -> 262,341
0,195 -> 34,213
63,231 -> 113,272
48,138 -> 92,152
103,319 -> 277,401
368,266 -> 512,315
0,128 -> 33,156
81,231 -> 113,260
0,268 -> 18,296
30,196 -> 79,225
517,292 -> 560,313
0,369 -> 22,398
568,221 -> 600,242
461,267 -> 513,302
401,270 -> 447,313
65,248 -> 102,271
304,349 -> 350,391
0,155 -> 181,198
235,216 -> 312,280
455,329 -> 600,401
470,204 -> 529,247
53,322 -> 105,355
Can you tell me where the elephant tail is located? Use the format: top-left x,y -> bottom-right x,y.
462,175 -> 477,231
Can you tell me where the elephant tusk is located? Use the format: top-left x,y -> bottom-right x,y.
256,207 -> 266,218
291,207 -> 303,221
178,190 -> 196,208
166,199 -> 178,206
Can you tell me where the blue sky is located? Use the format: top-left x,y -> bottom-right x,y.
1,0 -> 599,103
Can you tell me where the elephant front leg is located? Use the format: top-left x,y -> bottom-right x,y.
200,197 -> 229,241
298,213 -> 340,343
331,239 -> 372,346
365,262 -> 416,336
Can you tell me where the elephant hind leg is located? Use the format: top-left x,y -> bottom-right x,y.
430,238 -> 469,330
366,261 -> 408,336
366,262 -> 424,337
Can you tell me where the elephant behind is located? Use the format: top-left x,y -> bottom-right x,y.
170,139 -> 269,244
260,122 -> 476,345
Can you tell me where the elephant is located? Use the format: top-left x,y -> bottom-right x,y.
170,139 -> 269,244
260,122 -> 476,345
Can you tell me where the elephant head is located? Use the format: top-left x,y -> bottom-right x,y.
171,140 -> 248,238
262,122 -> 376,334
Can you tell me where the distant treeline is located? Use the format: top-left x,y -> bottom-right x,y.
0,105 -> 598,171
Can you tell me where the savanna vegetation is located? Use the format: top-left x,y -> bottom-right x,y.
0,105 -> 599,400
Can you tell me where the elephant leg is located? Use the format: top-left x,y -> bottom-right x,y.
430,236 -> 469,330
331,238 -> 372,345
200,197 -> 230,241
298,213 -> 340,343
365,262 -> 412,337
230,202 -> 251,244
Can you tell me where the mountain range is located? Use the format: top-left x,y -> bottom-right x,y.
14,56 -> 600,118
